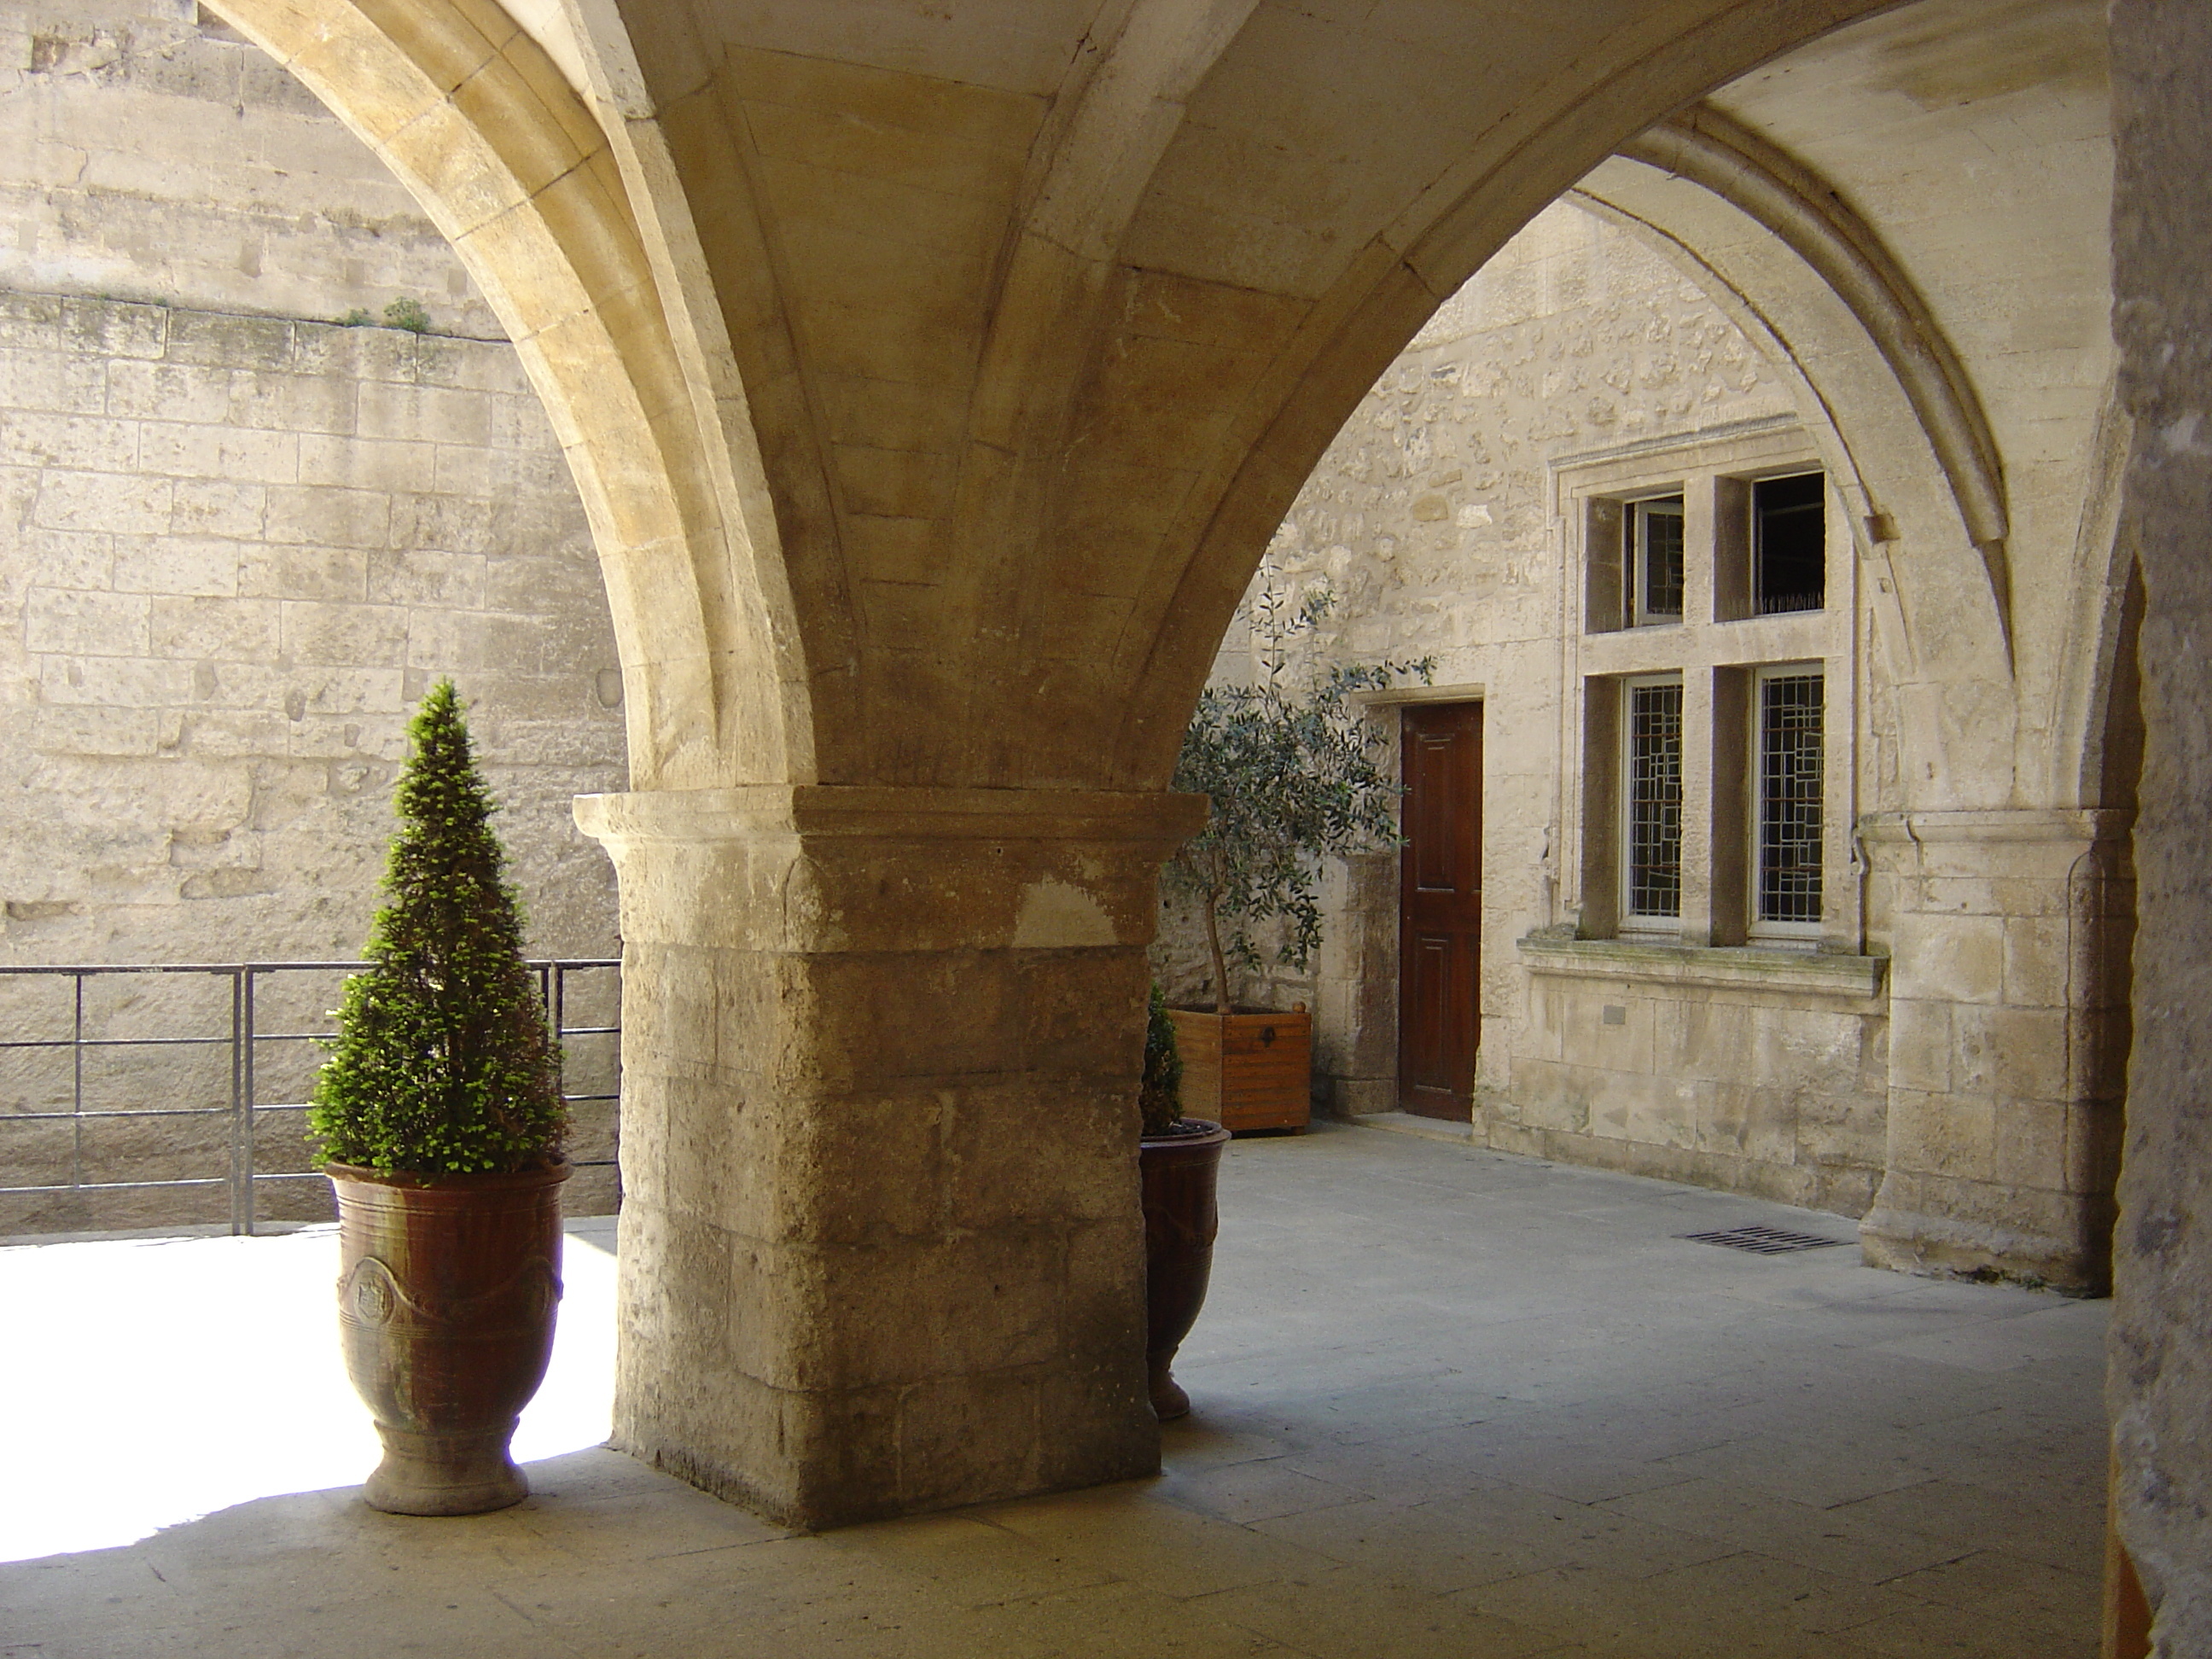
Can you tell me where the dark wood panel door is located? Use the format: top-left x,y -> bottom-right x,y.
1399,703 -> 1482,1120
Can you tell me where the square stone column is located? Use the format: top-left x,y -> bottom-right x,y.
573,785 -> 1207,1529
2110,1 -> 2212,1633
1858,810 -> 2132,1292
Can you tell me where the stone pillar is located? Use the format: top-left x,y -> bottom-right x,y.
1858,810 -> 2131,1293
573,785 -> 1206,1530
2110,2 -> 2212,1643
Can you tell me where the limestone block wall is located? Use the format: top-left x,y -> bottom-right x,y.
1507,951 -> 1889,1214
0,0 -> 626,1231
0,0 -> 624,962
0,293 -> 622,965
0,0 -> 502,336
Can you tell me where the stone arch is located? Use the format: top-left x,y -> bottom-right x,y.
1618,106 -> 2010,568
202,0 -> 810,793
1094,0 -> 1927,788
469,0 -> 1921,795
1559,135 -> 2037,807
1085,0 -> 2116,820
2050,390 -> 2138,808
172,0 -> 2145,1540
188,0 -> 2105,810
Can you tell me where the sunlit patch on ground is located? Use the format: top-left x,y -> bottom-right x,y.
0,1218 -> 617,1563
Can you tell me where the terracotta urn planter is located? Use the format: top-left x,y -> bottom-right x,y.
1138,1119 -> 1230,1420
328,1161 -> 570,1516
1165,1005 -> 1312,1132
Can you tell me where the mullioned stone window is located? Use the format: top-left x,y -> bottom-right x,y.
1554,418 -> 1858,954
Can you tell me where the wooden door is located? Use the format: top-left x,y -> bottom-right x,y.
1399,703 -> 1483,1119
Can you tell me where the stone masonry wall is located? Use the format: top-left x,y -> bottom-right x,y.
1160,201 -> 1895,1214
0,0 -> 503,335
0,0 -> 626,1231
0,294 -> 621,965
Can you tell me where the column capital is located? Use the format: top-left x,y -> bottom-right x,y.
574,785 -> 1208,953
575,784 -> 1208,847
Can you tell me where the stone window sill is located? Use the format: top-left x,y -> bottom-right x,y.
1516,934 -> 1887,998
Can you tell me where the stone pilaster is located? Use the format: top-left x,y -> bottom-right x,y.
573,785 -> 1207,1529
2110,2 -> 2212,1637
1858,810 -> 2132,1292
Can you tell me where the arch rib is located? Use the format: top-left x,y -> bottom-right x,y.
1620,102 -> 2014,654
203,0 -> 801,789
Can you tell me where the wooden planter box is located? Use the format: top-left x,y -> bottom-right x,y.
1167,1006 -> 1312,1133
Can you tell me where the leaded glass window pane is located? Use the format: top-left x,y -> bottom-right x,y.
1758,672 -> 1824,923
1626,681 -> 1683,917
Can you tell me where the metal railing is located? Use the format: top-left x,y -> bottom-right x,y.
0,959 -> 619,1238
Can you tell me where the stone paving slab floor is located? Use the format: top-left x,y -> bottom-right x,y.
0,1121 -> 2106,1656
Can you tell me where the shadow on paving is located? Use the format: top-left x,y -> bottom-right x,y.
3,1125 -> 2107,1659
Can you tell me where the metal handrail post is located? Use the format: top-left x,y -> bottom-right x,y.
242,966 -> 259,1237
71,972 -> 84,1198
228,967 -> 247,1236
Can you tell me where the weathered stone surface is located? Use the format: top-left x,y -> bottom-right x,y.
0,1 -> 501,337
577,786 -> 1203,1528
1154,22 -> 2130,1289
0,0 -> 623,971
2108,0 -> 2212,1644
1858,812 -> 2130,1293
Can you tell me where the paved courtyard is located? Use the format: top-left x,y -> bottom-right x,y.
2,1121 -> 2106,1657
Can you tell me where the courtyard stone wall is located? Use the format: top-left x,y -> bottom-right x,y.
1161,202 -> 1895,1213
0,294 -> 622,965
0,0 -> 503,337
1184,205 -> 1889,1212
0,0 -> 625,1231
1150,0 -> 2126,1257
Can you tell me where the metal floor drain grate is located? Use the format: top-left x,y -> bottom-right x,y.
1679,1224 -> 1854,1255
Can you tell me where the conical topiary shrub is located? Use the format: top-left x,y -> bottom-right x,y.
309,679 -> 566,1174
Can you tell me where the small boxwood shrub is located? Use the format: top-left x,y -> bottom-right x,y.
309,681 -> 566,1174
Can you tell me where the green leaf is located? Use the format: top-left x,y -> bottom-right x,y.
1167,578 -> 1433,992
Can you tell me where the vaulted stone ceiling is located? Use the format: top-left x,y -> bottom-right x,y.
225,0 -> 1975,795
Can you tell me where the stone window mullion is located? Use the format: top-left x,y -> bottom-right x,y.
1676,668 -> 1720,946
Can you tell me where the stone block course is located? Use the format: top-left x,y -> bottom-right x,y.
113,535 -> 246,598
35,469 -> 172,535
139,423 -> 299,486
297,434 -> 432,492
228,370 -> 358,436
0,410 -> 139,471
0,294 -> 623,1004
169,480 -> 269,539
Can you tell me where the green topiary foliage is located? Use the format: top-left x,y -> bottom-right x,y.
308,680 -> 566,1175
1139,982 -> 1184,1138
